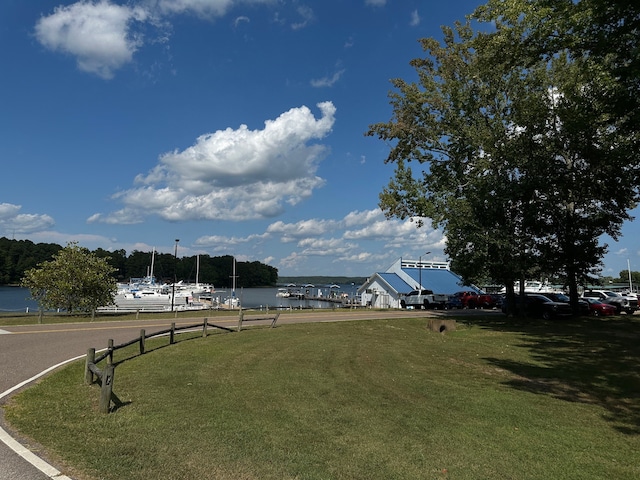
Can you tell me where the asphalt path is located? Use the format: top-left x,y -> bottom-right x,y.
0,309 -> 474,480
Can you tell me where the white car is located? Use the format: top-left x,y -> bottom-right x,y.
581,290 -> 638,314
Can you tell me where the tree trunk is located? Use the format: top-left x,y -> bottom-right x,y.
566,266 -> 580,316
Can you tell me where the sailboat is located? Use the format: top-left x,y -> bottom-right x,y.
172,255 -> 214,297
226,256 -> 240,309
104,248 -> 209,312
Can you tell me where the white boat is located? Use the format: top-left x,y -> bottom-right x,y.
276,283 -> 306,299
499,281 -> 564,294
102,249 -> 210,312
99,291 -> 208,313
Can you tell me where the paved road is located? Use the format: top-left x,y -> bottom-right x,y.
1,309 -> 450,480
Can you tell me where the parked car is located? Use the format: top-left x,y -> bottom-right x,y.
582,297 -> 617,316
445,290 -> 499,309
540,293 -> 590,315
501,294 -> 573,319
581,290 -> 638,314
401,289 -> 448,309
446,291 -> 478,309
473,292 -> 500,309
445,294 -> 464,309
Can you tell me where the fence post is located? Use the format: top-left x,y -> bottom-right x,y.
99,364 -> 114,414
237,310 -> 244,332
140,329 -> 146,355
170,323 -> 175,344
84,348 -> 95,385
136,309 -> 140,320
203,318 -> 208,337
107,339 -> 114,364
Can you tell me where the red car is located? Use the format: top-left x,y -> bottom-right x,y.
584,297 -> 617,316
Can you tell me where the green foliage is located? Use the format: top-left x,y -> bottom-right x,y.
476,0 -> 640,136
368,1 -> 640,310
0,238 -> 278,288
0,237 -> 61,284
115,252 -> 278,288
21,242 -> 117,313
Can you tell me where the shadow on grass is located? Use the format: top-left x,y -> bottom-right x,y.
466,314 -> 640,435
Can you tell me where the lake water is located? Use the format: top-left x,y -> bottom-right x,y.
0,284 -> 361,312
0,286 -> 40,312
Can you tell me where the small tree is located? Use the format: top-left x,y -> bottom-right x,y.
21,242 -> 117,316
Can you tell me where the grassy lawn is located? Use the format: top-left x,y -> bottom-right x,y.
4,315 -> 640,480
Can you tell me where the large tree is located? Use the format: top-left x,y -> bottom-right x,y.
21,242 -> 117,315
368,1 -> 640,314
472,0 -> 640,309
475,0 -> 639,132
367,21 -> 549,310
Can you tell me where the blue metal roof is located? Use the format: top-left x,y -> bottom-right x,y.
377,273 -> 412,294
403,268 -> 477,295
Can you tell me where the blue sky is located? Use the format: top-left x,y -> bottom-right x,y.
0,0 -> 637,278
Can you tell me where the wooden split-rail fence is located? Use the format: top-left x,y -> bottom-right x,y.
85,311 -> 280,413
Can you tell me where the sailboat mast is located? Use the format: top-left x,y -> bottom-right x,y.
150,247 -> 156,284
196,254 -> 200,288
229,256 -> 238,309
232,256 -> 236,296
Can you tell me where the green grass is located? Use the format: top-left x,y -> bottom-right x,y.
5,316 -> 640,480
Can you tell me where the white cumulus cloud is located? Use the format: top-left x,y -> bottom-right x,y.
34,1 -> 149,79
33,0 -> 276,78
89,102 -> 336,223
267,218 -> 339,241
0,203 -> 55,234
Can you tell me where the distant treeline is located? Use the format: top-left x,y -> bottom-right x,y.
0,237 -> 277,288
0,238 -> 62,285
278,276 -> 367,286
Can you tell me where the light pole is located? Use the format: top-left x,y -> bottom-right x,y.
418,251 -> 431,291
171,239 -> 180,312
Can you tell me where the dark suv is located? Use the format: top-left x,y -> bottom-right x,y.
502,294 -> 573,319
540,293 -> 590,315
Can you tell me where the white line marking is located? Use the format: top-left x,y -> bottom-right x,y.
1,354 -> 88,480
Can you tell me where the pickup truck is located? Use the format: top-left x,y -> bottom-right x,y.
400,289 -> 448,309
446,290 -> 498,309
581,290 -> 638,314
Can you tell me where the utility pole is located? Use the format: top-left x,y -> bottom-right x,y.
418,251 -> 431,290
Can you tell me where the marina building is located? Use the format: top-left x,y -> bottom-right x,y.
358,257 -> 478,308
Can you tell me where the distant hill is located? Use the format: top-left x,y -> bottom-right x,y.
278,276 -> 367,286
